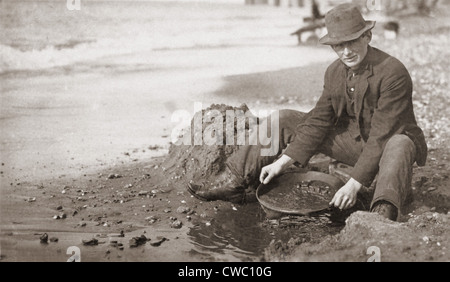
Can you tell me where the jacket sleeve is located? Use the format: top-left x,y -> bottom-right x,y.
350,60 -> 413,186
283,69 -> 336,166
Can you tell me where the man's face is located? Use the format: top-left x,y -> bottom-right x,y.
331,34 -> 371,69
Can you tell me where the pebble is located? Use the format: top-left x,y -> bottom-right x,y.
26,197 -> 36,203
107,174 -> 122,179
149,236 -> 167,247
171,220 -> 183,229
427,187 -> 437,192
40,233 -> 48,243
164,208 -> 171,213
422,236 -> 430,243
129,235 -> 148,248
49,237 -> 59,243
56,206 -> 63,210
138,191 -> 149,196
82,238 -> 99,246
53,213 -> 67,220
176,206 -> 190,214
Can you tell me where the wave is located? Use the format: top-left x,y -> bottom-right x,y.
0,36 -> 215,74
0,30 -> 290,75
0,1 -> 309,75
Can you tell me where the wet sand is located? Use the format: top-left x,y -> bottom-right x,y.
2,8 -> 450,261
0,58 -> 332,261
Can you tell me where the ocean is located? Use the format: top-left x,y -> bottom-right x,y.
0,0 -> 335,76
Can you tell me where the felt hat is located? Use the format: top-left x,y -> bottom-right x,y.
319,3 -> 376,45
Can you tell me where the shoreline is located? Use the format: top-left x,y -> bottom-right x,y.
0,62 -> 330,262
2,8 -> 450,261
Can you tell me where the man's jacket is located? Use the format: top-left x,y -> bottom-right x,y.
284,46 -> 427,187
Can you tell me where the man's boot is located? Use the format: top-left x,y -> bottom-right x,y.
187,166 -> 247,204
371,200 -> 398,221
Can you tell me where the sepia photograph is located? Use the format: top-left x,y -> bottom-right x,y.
0,0 -> 449,265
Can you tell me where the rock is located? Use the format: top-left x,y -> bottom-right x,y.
53,213 -> 66,220
164,208 -> 171,213
82,238 -> 99,246
56,206 -> 63,210
427,187 -> 437,192
177,206 -> 190,214
40,233 -> 48,243
171,220 -> 183,229
129,235 -> 148,248
26,197 -> 36,203
150,236 -> 167,247
49,237 -> 59,243
138,190 -> 149,196
107,174 -> 122,179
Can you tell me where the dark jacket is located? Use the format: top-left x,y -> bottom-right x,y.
284,46 -> 427,187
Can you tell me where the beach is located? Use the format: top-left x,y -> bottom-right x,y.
1,0 -> 449,262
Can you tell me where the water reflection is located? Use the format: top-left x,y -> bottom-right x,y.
187,202 -> 345,261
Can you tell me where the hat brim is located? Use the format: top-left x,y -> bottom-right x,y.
319,21 -> 376,45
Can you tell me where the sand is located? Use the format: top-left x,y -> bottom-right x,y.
1,7 -> 450,262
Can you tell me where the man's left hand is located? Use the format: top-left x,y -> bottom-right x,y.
329,178 -> 363,210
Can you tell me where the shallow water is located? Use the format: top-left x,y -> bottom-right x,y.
187,202 -> 344,261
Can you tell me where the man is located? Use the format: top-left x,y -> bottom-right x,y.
188,4 -> 427,221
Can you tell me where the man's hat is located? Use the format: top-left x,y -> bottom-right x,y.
319,3 -> 376,45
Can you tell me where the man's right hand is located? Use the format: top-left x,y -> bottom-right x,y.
259,155 -> 295,185
259,162 -> 284,185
